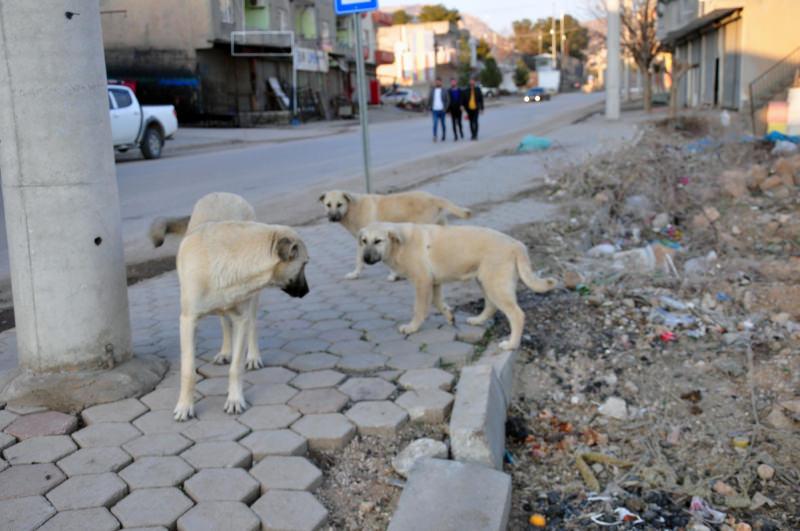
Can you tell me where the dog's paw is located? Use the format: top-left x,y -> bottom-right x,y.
441,307 -> 454,324
386,272 -> 402,282
398,323 -> 419,335
245,356 -> 263,371
173,403 -> 195,422
344,270 -> 361,280
213,352 -> 231,365
498,339 -> 519,351
223,395 -> 249,415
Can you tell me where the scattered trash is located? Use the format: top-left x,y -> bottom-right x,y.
587,243 -> 616,257
732,435 -> 750,449
757,463 -> 775,480
576,283 -> 591,296
574,453 -> 600,491
528,513 -> 547,527
763,130 -> 800,144
517,135 -> 552,152
598,397 -> 628,420
684,137 -> 717,154
589,508 -> 644,526
689,496 -> 726,524
771,140 -> 798,155
659,330 -> 676,342
716,292 -> 731,302
504,449 -> 516,465
612,243 -> 678,276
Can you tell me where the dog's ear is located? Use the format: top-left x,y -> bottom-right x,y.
388,229 -> 404,245
343,192 -> 353,203
276,237 -> 299,262
318,193 -> 327,203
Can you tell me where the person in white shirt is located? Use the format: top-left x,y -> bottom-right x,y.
427,78 -> 450,142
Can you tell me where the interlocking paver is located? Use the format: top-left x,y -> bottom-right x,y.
397,368 -> 455,391
119,456 -> 194,489
181,419 -> 250,442
310,319 -> 351,332
252,490 -> 328,531
4,411 -> 78,440
303,310 -> 342,322
4,404 -> 48,415
0,433 -> 14,452
336,353 -> 387,372
245,383 -> 299,406
345,401 -> 408,437
81,398 -> 148,425
111,487 -> 193,528
365,327 -> 404,343
290,414 -> 355,451
0,496 -> 56,530
0,463 -> 65,500
374,340 -> 420,356
283,339 -> 330,354
196,362 -> 231,378
0,410 -> 17,430
140,388 -> 183,410
46,472 -> 128,510
317,328 -> 361,342
262,350 -> 296,367
123,433 -> 194,458
339,377 -> 396,401
387,353 -> 440,370
406,327 -> 457,345
57,447 -> 132,476
181,441 -> 251,469
395,389 -> 454,423
455,324 -> 486,344
196,377 -> 247,396
72,422 -> 142,448
3,435 -> 77,465
432,341 -> 474,366
191,396 -> 232,421
288,353 -> 339,372
328,340 -> 374,355
287,388 -> 348,414
240,430 -> 307,461
250,456 -> 322,492
242,367 -> 296,385
134,410 -> 195,434
351,319 -> 394,331
184,468 -> 260,503
291,370 -> 347,390
38,507 -> 120,531
177,501 -> 259,531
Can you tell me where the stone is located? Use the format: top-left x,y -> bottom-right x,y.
345,401 -> 408,437
449,365 -> 506,470
433,342 -> 474,366
374,340 -> 420,357
397,369 -> 454,391
251,490 -> 328,531
0,463 -> 65,500
713,480 -> 736,496
239,405 -> 301,431
242,367 -> 297,386
405,328 -> 456,345
288,354 -> 339,372
702,205 -> 720,222
288,389 -> 349,414
4,411 -> 78,440
3,435 -> 77,465
57,447 -> 132,475
123,433 -> 194,458
182,419 -> 250,442
245,384 -> 299,406
184,468 -> 260,503
757,463 -> 775,480
140,388 -> 182,411
387,353 -> 440,370
72,422 -> 142,448
177,501 -> 259,531
476,348 -> 517,406
391,438 -> 448,478
81,398 -> 148,425
339,377 -> 396,401
387,459 -> 510,531
0,496 -> 56,531
290,414 -> 355,451
720,169 -> 748,199
759,175 -> 783,191
395,389 -> 454,423
598,397 -> 628,420
746,164 -> 768,189
250,456 -> 322,492
563,271 -> 584,290
337,354 -> 387,372
765,406 -> 793,430
291,370 -> 347,390
111,488 -> 194,528
327,340 -> 374,356
38,507 -> 120,531
196,377 -> 239,396
119,456 -> 194,489
181,441 -> 251,469
46,472 -> 128,510
240,430 -> 307,461
0,410 -> 17,430
455,325 -> 485,344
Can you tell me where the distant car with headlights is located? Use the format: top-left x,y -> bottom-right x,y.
381,88 -> 424,109
523,87 -> 551,103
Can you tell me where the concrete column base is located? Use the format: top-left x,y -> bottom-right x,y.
0,355 -> 168,413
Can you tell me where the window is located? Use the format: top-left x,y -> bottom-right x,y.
108,93 -> 115,109
277,8 -> 288,31
110,88 -> 132,108
321,20 -> 330,43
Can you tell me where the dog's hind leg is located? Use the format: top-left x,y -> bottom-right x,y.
224,305 -> 250,415
174,314 -> 198,421
483,279 -> 524,351
245,293 -> 263,370
213,315 -> 232,365
432,283 -> 454,325
467,297 -> 497,325
345,246 -> 364,280
399,277 -> 432,335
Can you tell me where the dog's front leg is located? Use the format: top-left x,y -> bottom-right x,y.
213,315 -> 232,364
224,308 -> 250,415
399,278 -> 431,335
245,293 -> 263,370
432,283 -> 454,325
345,244 -> 364,280
174,314 -> 198,421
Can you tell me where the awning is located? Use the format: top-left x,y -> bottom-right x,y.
662,7 -> 742,48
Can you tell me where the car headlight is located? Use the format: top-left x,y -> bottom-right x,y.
534,95 -> 541,102
524,96 -> 530,102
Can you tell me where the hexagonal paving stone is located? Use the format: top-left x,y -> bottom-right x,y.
197,377 -> 249,396
262,350 -> 296,367
111,487 -> 194,528
250,456 -> 322,492
290,414 -> 355,451
405,327 -> 457,345
287,389 -> 348,414
336,354 -> 387,373
345,401 -> 408,437
140,388 -> 184,411
3,435 -> 77,465
191,396 -> 234,421
0,411 -> 17,430
4,404 -> 47,415
0,463 -> 65,500
177,501 -> 259,531
395,389 -> 454,423
455,324 -> 486,344
0,495 -> 56,530
245,384 -> 299,406
283,339 -> 330,354
291,370 -> 347,390
134,410 -> 195,434
182,419 -> 250,442
181,441 -> 251,469
57,447 -> 132,475
81,398 -> 148,425
38,507 -> 120,531
238,405 -> 300,431
123,433 -> 194,458
328,340 -> 374,355
196,362 -> 231,378
288,353 -> 339,372
252,490 -> 328,531
397,368 -> 455,391
4,411 -> 78,440
374,340 -> 420,356
351,318 -> 394,332
72,422 -> 142,448
303,310 -> 342,322
184,468 -> 260,503
119,456 -> 194,489
317,328 -> 361,342
0,433 -> 14,453
310,319 -> 352,332
431,341 -> 474,366
243,367 -> 297,386
240,430 -> 307,461
365,327 -> 404,343
387,353 -> 441,370
339,378 -> 396,401
46,472 -> 128,510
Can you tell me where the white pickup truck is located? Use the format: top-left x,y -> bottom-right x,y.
107,85 -> 178,159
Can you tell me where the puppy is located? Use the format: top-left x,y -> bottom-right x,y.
174,221 -> 309,421
319,190 -> 471,280
358,222 -> 557,350
149,193 -> 266,370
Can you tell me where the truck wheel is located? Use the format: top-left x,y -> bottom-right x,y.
141,126 -> 163,159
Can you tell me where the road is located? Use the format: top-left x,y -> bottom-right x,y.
0,92 -> 603,285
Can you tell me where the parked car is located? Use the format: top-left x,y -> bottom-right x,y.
523,87 -> 551,103
108,85 -> 178,159
381,88 -> 424,110
481,86 -> 498,98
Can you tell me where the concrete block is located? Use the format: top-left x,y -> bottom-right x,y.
290,414 -> 355,451
283,339 -> 330,354
81,398 -> 148,424
140,388 -> 182,411
46,472 -> 128,510
0,410 -> 18,430
397,368 -> 455,391
57,447 -> 132,475
291,370 -> 347,390
245,384 -> 299,406
327,340 -> 374,356
434,341 -> 474,366
288,353 -> 339,372
455,324 -> 486,344
119,456 -> 194,489
336,354 -> 387,372
0,433 -> 13,452
181,420 -> 250,442
38,507 -> 120,531
123,433 -> 193,458
239,405 -> 301,431
4,411 -> 78,440
374,340 -> 420,357
0,496 -> 56,531
0,463 -> 65,500
475,346 -> 518,406
111,487 -> 194,528
180,441 -> 251,469
251,490 -> 328,531
240,430 -> 307,461
177,501 -> 259,531
345,401 -> 408,437
387,354 -> 440,370
242,367 -> 297,386
184,468 -> 259,503
3,435 -> 77,465
387,458 -> 510,531
72,422 -> 142,448
339,377 -> 396,401
288,389 -> 348,414
395,389 -> 454,423
391,439 -> 448,478
250,456 -> 322,492
449,365 -> 506,470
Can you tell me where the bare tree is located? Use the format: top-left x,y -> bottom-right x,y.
667,57 -> 697,118
619,0 -> 660,112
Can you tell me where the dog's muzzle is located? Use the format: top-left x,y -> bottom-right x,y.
327,213 -> 342,222
282,270 -> 309,298
363,249 -> 381,265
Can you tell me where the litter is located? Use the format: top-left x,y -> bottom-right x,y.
589,508 -> 644,526
763,130 -> 800,144
517,135 -> 552,152
587,243 -> 616,257
688,496 -> 726,524
659,295 -> 688,311
650,307 -> 696,328
684,137 -> 717,154
771,140 -> 798,155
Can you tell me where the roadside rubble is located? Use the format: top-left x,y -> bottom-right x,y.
482,112 -> 798,530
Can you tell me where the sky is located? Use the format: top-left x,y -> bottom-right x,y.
378,0 -> 595,36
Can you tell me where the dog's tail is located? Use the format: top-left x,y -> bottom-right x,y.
149,216 -> 190,248
514,246 -> 557,293
436,198 -> 472,219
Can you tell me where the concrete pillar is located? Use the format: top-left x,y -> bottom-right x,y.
605,0 -> 621,120
0,2 -> 132,372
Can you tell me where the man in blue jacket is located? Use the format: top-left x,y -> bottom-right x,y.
447,78 -> 464,141
427,78 -> 450,142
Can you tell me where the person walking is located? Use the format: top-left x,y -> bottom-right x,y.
427,78 -> 449,142
447,78 -> 463,141
462,77 -> 484,140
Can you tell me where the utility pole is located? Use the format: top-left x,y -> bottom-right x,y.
550,13 -> 557,68
353,13 -> 372,192
606,0 -> 621,119
560,12 -> 566,66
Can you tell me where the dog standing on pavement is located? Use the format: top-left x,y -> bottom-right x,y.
358,222 -> 557,350
173,221 -> 309,420
319,190 -> 472,280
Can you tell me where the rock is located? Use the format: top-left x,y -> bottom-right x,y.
713,358 -> 745,378
757,463 -> 775,480
587,243 -> 616,257
724,494 -> 751,508
772,186 -> 791,198
623,194 -> 653,220
765,406 -> 794,429
713,480 -> 736,496
734,523 -> 753,531
692,213 -> 711,229
563,271 -> 584,290
593,191 -> 610,204
391,438 -> 448,478
750,492 -> 775,510
702,206 -> 720,222
780,400 -> 800,414
759,175 -> 783,191
746,164 -> 768,189
771,312 -> 790,325
598,397 -> 628,420
721,169 -> 748,199
684,251 -> 717,278
652,212 -> 669,230
690,524 -> 711,531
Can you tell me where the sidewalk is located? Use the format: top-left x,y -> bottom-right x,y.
0,112 -> 641,529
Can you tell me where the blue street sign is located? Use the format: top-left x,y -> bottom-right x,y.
334,0 -> 378,15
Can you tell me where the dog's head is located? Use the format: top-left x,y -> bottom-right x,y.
273,236 -> 310,298
319,190 -> 353,222
358,224 -> 403,265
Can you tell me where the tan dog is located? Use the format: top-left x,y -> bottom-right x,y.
358,222 -> 557,350
174,221 -> 309,420
319,190 -> 471,280
149,193 -> 267,370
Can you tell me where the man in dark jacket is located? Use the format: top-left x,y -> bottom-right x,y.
427,77 -> 450,142
461,77 -> 484,140
447,78 -> 463,141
